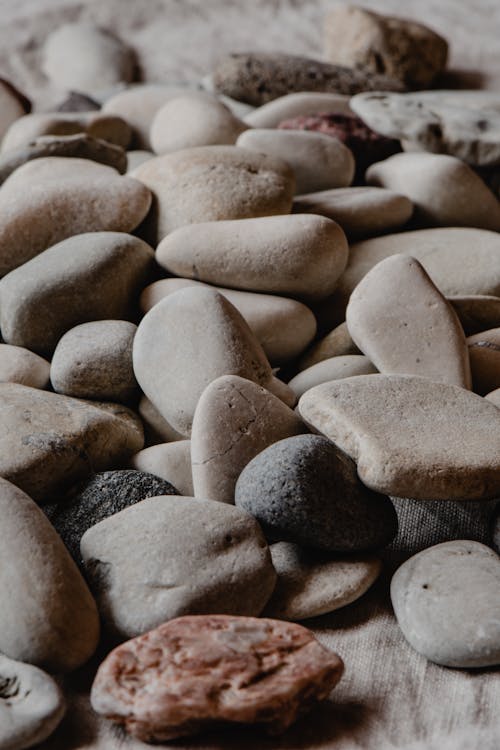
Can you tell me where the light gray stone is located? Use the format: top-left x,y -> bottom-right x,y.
0,344 -> 50,389
289,355 -> 376,398
130,441 -> 194,496
244,92 -> 353,128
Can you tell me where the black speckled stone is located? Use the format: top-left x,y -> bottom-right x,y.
235,434 -> 397,552
491,502 -> 500,553
43,470 -> 178,566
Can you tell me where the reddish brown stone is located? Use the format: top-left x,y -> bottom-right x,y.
91,614 -> 344,742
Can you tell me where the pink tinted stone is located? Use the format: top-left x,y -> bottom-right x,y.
91,614 -> 344,742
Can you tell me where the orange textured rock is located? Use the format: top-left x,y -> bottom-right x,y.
90,614 -> 344,742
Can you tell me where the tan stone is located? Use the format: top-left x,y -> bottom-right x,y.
0,344 -> 50,389
289,355 -> 377,398
130,441 -> 193,496
467,328 -> 500,395
485,388 -> 500,408
448,295 -> 500,335
299,321 -> 360,370
244,91 -> 353,128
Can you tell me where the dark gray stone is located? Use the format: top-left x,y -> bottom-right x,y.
235,434 -> 397,552
43,470 -> 178,566
56,91 -> 101,112
492,502 -> 500,554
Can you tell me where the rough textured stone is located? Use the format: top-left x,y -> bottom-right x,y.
81,496 -> 277,638
0,232 -> 153,355
155,214 -> 348,302
449,295 -> 500,335
346,255 -> 471,388
0,383 -> 143,501
212,52 -> 403,106
132,145 -> 294,240
0,78 -> 30,141
289,355 -> 377,398
391,540 -> 500,667
133,288 -> 295,436
235,434 -> 397,552
264,542 -> 382,620
299,322 -> 360,370
191,375 -> 305,504
298,375 -> 500,501
130,441 -> 193,496
0,653 -> 65,749
0,477 -> 99,672
467,328 -> 500,395
324,5 -> 448,89
244,91 -> 353,128
90,614 -> 344,741
0,344 -> 50,389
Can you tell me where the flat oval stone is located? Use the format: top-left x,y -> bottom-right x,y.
0,477 -> 99,672
299,322 -> 360,370
299,375 -> 500,501
467,328 -> 500,395
391,540 -> 500,667
289,355 -> 377,398
0,232 -> 153,355
2,112 -> 131,152
0,344 -> 50,389
90,614 -> 344,741
448,295 -> 500,335
0,78 -> 30,141
130,441 -> 193,496
0,654 -> 65,749
81,496 -> 277,638
244,92 -> 353,128
0,383 -> 143,501
132,145 -> 294,240
264,542 -> 381,620
237,128 -> 354,193
235,434 -> 397,552
192,375 -> 305,504
155,214 -> 348,302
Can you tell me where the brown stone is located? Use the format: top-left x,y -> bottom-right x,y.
90,614 -> 344,742
467,328 -> 500,395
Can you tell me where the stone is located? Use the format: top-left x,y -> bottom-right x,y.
485,388 -> 500,409
81,496 -> 277,638
350,91 -> 500,167
492,504 -> 500,553
235,434 -> 397,552
0,383 -> 143,501
237,128 -> 354,193
0,158 -> 151,277
448,295 -> 500,335
299,322 -> 360,370
133,288 -> 294,436
0,654 -> 65,749
0,344 -> 50,389
0,477 -> 99,672
140,278 -> 317,365
289,355 -> 377,398
0,232 -> 153,355
50,320 -> 137,402
324,5 -> 448,89
126,149 -> 154,171
1,111 -> 131,152
391,540 -> 500,668
56,90 -> 101,111
367,153 -> 500,231
90,614 -> 344,742
155,214 -> 348,302
264,542 -> 382,620
150,92 -> 247,154
43,470 -> 178,566
294,187 -> 412,239
0,78 -> 30,142
298,374 -> 500,501
346,255 -> 471,388
244,92 -> 353,128
0,134 -> 127,185
212,52 -> 403,106
132,145 -> 294,241
130,441 -> 194,496
191,375 -> 305,504
467,328 -> 500,395
138,396 -> 186,445
42,22 -> 134,92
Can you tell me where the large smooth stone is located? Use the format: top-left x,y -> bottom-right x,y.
133,287 -> 294,436
130,441 -> 194,496
0,478 -> 99,672
0,158 -> 151,277
0,344 -> 50,389
0,654 -> 65,749
299,375 -> 500,501
80,496 -> 277,638
264,543 -> 381,620
132,145 -> 294,240
0,232 -> 153,355
449,295 -> 500,335
346,255 -> 471,388
90,615 -> 343,742
367,153 -> 500,231
237,128 -> 354,193
467,328 -> 500,395
235,434 -> 397,552
391,540 -> 500,667
0,78 -> 30,142
155,214 -> 348,302
0,383 -> 143,501
289,355 -> 377,398
244,92 -> 353,128
191,375 -> 305,504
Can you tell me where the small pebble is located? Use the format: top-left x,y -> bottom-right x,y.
130,441 -> 194,496
467,328 -> 500,395
56,90 -> 101,111
244,91 -> 353,128
299,321 -> 360,370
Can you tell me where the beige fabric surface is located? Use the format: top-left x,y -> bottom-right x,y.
0,0 -> 498,747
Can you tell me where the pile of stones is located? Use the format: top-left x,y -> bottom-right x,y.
1,5 -> 500,748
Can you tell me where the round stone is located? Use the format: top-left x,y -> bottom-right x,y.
130,441 -> 194,496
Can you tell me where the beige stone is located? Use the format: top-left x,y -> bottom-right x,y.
0,343 -> 50,389
132,145 -> 294,240
0,78 -> 28,141
448,295 -> 500,335
138,395 -> 186,445
156,214 -> 348,302
0,477 -> 99,672
467,328 -> 500,395
346,255 -> 471,388
130,441 -> 193,496
191,375 -> 305,504
298,321 -> 360,370
140,277 -> 316,365
298,374 -> 500,501
244,91 -> 353,128
485,388 -> 500,408
289,355 -> 377,398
